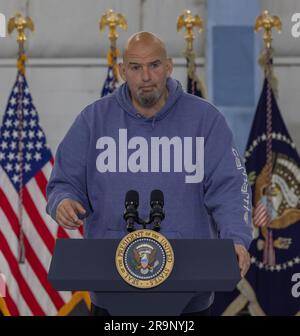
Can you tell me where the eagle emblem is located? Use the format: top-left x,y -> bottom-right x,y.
131,244 -> 159,275
115,230 -> 174,288
250,153 -> 300,265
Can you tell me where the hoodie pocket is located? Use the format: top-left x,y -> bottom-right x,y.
160,231 -> 181,239
103,229 -> 181,239
103,229 -> 127,239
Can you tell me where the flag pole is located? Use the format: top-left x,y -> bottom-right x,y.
254,10 -> 281,266
7,13 -> 34,264
99,9 -> 127,89
177,9 -> 206,97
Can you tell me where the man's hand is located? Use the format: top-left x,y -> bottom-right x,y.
56,198 -> 86,230
234,244 -> 251,278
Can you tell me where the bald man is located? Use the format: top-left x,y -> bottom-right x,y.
46,32 -> 252,316
118,32 -> 172,118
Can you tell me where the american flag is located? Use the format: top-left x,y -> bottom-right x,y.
101,64 -> 118,97
101,47 -> 118,97
0,72 -> 84,316
253,200 -> 270,227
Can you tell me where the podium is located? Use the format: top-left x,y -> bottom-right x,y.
48,238 -> 240,316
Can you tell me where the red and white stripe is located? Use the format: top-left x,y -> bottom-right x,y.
0,161 -> 83,316
253,200 -> 270,228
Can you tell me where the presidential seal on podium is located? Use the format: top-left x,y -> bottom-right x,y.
115,229 -> 174,289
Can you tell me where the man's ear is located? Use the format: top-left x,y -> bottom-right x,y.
166,58 -> 173,78
118,63 -> 126,81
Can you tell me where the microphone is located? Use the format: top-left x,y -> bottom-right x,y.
150,189 -> 165,231
124,190 -> 139,232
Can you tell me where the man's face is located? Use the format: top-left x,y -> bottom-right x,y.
119,44 -> 173,108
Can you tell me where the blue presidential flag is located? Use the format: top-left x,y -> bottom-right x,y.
212,78 -> 300,316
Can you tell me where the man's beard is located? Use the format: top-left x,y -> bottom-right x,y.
136,88 -> 163,107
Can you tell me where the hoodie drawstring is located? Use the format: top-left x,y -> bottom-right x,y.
152,117 -> 156,129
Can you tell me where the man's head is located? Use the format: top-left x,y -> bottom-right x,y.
119,32 -> 173,110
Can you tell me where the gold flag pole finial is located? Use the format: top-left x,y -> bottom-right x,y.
177,9 -> 206,97
177,9 -> 203,52
8,12 -> 34,74
99,9 -> 127,48
255,10 -> 281,95
99,9 -> 127,81
255,10 -> 282,50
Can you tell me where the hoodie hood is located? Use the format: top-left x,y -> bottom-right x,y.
115,77 -> 183,127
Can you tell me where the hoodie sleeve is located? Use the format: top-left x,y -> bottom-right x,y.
203,112 -> 253,249
46,110 -> 92,221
